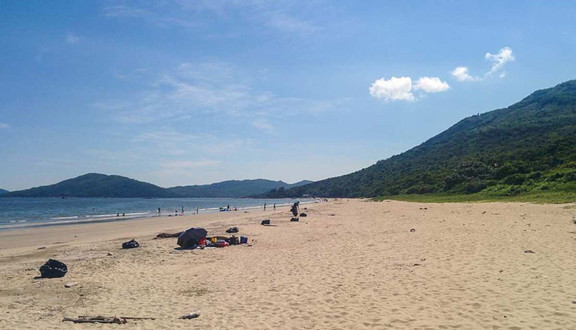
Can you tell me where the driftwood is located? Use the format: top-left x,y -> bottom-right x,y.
63,315 -> 156,324
63,316 -> 126,324
179,312 -> 201,319
155,232 -> 184,239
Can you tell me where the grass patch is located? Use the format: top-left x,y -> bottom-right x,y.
374,190 -> 576,204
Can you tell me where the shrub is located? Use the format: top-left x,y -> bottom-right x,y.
465,180 -> 488,194
503,174 -> 526,185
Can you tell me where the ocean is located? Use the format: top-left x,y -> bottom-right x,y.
0,197 -> 311,230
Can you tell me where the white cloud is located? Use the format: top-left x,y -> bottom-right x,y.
103,5 -> 150,18
414,77 -> 450,93
66,33 -> 81,44
451,47 -> 515,82
369,76 -> 449,101
450,66 -> 478,82
0,123 -> 9,128
485,47 -> 515,77
100,62 -> 346,124
185,0 -> 322,35
103,4 -> 197,28
369,77 -> 414,101
103,1 -> 321,36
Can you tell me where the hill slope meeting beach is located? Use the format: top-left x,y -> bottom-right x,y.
2,1 -> 576,329
261,80 -> 576,202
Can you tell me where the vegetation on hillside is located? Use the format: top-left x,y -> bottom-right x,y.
3,173 -> 173,198
167,179 -> 313,198
261,80 -> 576,200
2,173 -> 313,198
374,189 -> 576,204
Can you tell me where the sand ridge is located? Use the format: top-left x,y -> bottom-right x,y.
0,199 -> 575,329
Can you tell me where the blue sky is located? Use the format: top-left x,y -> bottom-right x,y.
1,0 -> 575,191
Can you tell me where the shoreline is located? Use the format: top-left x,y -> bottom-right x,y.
0,198 -> 315,231
0,202 -> 298,252
1,199 -> 575,329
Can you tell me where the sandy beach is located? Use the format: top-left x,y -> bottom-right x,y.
1,199 -> 575,329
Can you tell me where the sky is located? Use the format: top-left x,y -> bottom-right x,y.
1,0 -> 576,191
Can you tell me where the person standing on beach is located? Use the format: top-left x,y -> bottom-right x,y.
290,201 -> 299,216
181,206 -> 184,214
273,203 -> 276,210
196,206 -> 199,215
264,203 -> 267,211
158,207 -> 161,215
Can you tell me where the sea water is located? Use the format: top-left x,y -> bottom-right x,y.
0,197 -> 311,230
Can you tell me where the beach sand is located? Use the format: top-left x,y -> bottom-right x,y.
1,199 -> 575,329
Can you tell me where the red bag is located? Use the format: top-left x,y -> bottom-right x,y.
216,240 -> 229,248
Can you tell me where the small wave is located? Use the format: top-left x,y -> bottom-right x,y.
51,216 -> 79,220
0,212 -> 156,230
243,205 -> 263,209
124,212 -> 150,216
89,213 -> 119,218
271,203 -> 292,207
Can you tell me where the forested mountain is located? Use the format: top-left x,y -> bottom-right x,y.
1,174 -> 312,198
167,179 -> 312,198
263,80 -> 576,198
2,174 -> 172,198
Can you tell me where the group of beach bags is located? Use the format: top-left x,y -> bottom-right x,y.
38,226 -> 248,277
177,227 -> 248,249
39,259 -> 68,278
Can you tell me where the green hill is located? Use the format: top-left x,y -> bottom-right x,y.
2,174 -> 313,198
2,173 -> 172,198
264,80 -> 576,199
167,179 -> 312,198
